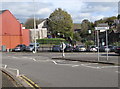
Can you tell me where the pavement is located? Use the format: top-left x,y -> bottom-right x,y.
1,70 -> 17,88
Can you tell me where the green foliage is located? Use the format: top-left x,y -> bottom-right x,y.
36,38 -> 66,45
112,42 -> 120,46
73,33 -> 81,41
24,18 -> 44,29
80,19 -> 94,38
85,40 -> 94,48
48,8 -> 73,38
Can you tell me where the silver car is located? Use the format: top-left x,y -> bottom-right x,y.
26,43 -> 40,52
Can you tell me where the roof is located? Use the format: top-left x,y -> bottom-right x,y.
0,10 -> 7,14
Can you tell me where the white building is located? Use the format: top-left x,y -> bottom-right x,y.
30,20 -> 47,42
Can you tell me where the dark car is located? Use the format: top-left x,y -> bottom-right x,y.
100,45 -> 116,52
12,44 -> 26,52
74,45 -> 86,52
64,45 -> 73,52
115,46 -> 120,55
52,45 -> 62,52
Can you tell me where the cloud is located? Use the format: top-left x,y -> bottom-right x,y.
36,8 -> 52,16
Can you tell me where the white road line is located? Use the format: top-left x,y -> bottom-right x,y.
52,60 -> 58,64
22,57 -> 29,59
52,60 -> 79,67
12,57 -> 19,59
81,64 -> 101,69
116,71 -> 120,73
33,58 -> 37,61
72,65 -> 79,67
101,66 -> 120,68
81,63 -> 98,66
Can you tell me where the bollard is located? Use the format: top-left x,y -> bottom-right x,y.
7,48 -> 9,52
16,69 -> 20,77
4,65 -> 7,69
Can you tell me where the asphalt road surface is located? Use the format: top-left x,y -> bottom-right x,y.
1,52 -> 120,88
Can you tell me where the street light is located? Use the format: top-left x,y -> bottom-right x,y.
33,0 -> 37,53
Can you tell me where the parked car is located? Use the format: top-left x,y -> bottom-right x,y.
100,45 -> 116,52
12,44 -> 26,52
74,45 -> 86,52
88,45 -> 97,52
25,43 -> 40,52
52,45 -> 62,52
64,45 -> 73,52
115,46 -> 120,55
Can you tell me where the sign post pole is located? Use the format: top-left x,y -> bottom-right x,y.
106,30 -> 108,61
97,30 -> 100,61
95,24 -> 109,62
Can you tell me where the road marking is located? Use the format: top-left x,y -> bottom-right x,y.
101,66 -> 120,68
19,75 -> 41,89
116,71 -> 120,73
12,57 -> 19,59
33,58 -> 37,61
81,64 -> 101,69
52,60 -> 58,64
52,60 -> 79,67
72,65 -> 79,67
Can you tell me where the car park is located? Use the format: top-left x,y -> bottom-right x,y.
74,45 -> 86,52
115,46 -> 120,55
12,44 -> 26,52
25,43 -> 40,52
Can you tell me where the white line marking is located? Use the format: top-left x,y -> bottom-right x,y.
72,65 -> 79,67
101,66 -> 120,68
33,58 -> 36,61
52,60 -> 58,64
116,71 -> 120,73
12,57 -> 19,59
81,64 -> 101,69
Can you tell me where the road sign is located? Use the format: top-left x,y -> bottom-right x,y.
95,23 -> 109,61
95,27 -> 109,30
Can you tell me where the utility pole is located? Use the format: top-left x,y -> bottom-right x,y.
33,0 -> 37,53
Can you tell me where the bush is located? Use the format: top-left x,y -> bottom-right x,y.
85,40 -> 94,48
112,42 -> 120,46
36,38 -> 66,45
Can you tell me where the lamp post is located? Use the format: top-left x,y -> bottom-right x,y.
33,0 -> 37,53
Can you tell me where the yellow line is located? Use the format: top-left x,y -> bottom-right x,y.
19,75 -> 41,89
19,76 -> 35,89
22,75 -> 40,88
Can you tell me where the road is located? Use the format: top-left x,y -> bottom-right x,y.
1,52 -> 119,88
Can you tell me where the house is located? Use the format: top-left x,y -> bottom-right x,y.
0,10 -> 30,50
29,19 -> 47,42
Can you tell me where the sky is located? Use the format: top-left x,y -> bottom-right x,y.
0,0 -> 119,23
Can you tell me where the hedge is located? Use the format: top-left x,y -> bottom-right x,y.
36,38 -> 66,45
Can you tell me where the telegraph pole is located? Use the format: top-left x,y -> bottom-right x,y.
33,0 -> 37,53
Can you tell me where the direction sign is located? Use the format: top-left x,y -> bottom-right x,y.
95,27 -> 109,30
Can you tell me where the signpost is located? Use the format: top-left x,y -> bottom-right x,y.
95,23 -> 109,61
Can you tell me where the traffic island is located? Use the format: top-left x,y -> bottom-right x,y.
52,57 -> 120,66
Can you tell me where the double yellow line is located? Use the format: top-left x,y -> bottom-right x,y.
19,75 -> 41,89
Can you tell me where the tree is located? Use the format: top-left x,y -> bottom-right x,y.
48,8 -> 73,38
24,18 -> 44,29
80,19 -> 93,37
